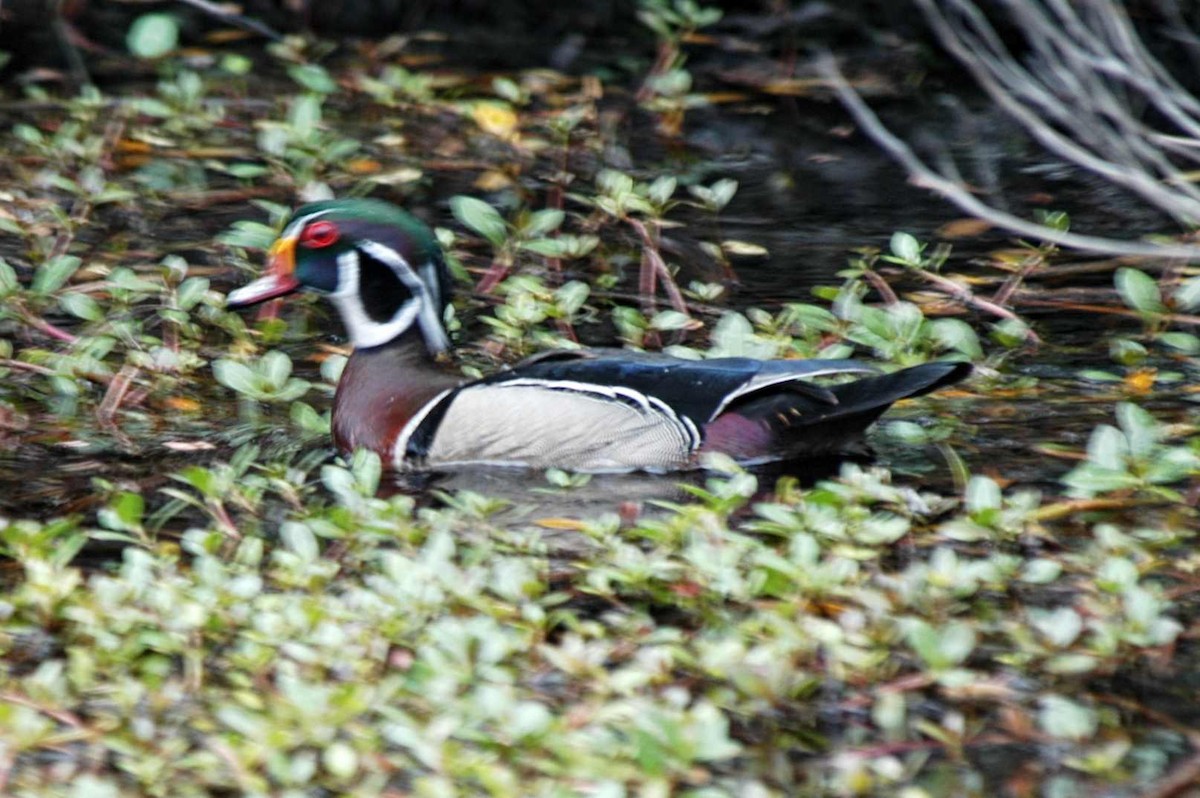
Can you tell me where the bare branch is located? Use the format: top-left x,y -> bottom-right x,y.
917,0 -> 1200,226
815,52 -> 1200,260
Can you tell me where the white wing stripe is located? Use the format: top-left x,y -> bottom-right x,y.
392,388 -> 454,468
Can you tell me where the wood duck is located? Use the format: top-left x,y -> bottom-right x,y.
226,198 -> 971,472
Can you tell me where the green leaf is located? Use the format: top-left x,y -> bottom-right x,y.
1109,338 -> 1147,366
177,277 -> 210,310
1045,653 -> 1098,674
1096,557 -> 1139,592
1173,275 -> 1200,311
649,310 -> 695,331
99,491 -> 144,533
965,475 -> 1001,513
492,76 -> 524,103
280,521 -> 319,561
938,623 -> 976,666
59,292 -> 102,322
350,449 -> 382,496
1030,607 -> 1083,647
647,176 -> 677,207
273,379 -> 311,402
450,196 -> 507,247
290,401 -> 330,434
555,281 -> 590,315
1116,402 -> 1158,457
930,318 -> 982,358
1115,267 -> 1165,314
1159,332 -> 1200,354
218,220 -> 277,250
226,163 -> 269,180
1086,424 -> 1127,470
322,741 -> 358,779
889,231 -> 922,264
1021,558 -> 1062,584
521,234 -> 598,259
260,350 -> 293,387
709,178 -> 737,210
990,317 -> 1031,348
1060,463 -> 1141,496
213,360 -> 259,397
522,209 -> 564,238
289,94 -> 323,140
907,620 -> 976,669
1038,695 -> 1097,741
884,420 -> 930,445
321,354 -> 347,384
174,465 -> 216,497
127,13 -> 179,59
518,238 -> 567,258
33,255 -> 81,294
288,64 -> 338,94
0,259 -> 17,296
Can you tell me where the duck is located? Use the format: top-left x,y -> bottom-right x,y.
226,198 -> 971,472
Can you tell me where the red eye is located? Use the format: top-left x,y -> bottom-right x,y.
299,221 -> 340,248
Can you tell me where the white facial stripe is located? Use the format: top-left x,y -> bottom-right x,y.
419,262 -> 443,311
329,250 -> 423,349
282,209 -> 335,239
358,239 -> 450,353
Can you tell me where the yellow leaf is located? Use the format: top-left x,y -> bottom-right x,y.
472,102 -> 519,140
474,170 -> 514,191
345,158 -> 382,175
164,397 -> 201,412
369,167 -> 424,186
936,218 -> 994,239
534,517 -> 588,531
1124,368 -> 1157,394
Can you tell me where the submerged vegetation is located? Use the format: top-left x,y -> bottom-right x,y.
1,3 -> 1199,796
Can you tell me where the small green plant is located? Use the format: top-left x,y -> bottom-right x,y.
479,275 -> 590,356
450,195 -> 597,293
256,91 -> 361,190
1115,266 -> 1200,349
636,0 -> 723,134
1060,402 -> 1200,499
213,350 -> 311,404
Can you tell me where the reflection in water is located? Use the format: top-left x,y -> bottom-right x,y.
383,455 -> 862,521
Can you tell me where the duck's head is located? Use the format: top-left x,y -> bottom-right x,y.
227,198 -> 452,353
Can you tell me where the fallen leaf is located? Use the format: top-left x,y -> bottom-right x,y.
369,167 -> 423,186
472,102 -> 520,140
474,170 -> 514,191
164,396 -> 201,412
163,440 -> 217,452
937,218 -> 994,238
534,517 -> 588,531
1124,368 -> 1157,394
721,240 -> 769,258
346,158 -> 382,174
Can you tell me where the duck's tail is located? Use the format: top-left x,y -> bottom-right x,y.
701,361 -> 971,462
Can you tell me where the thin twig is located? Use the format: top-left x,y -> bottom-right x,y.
171,0 -> 283,40
0,692 -> 87,730
97,364 -> 141,425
